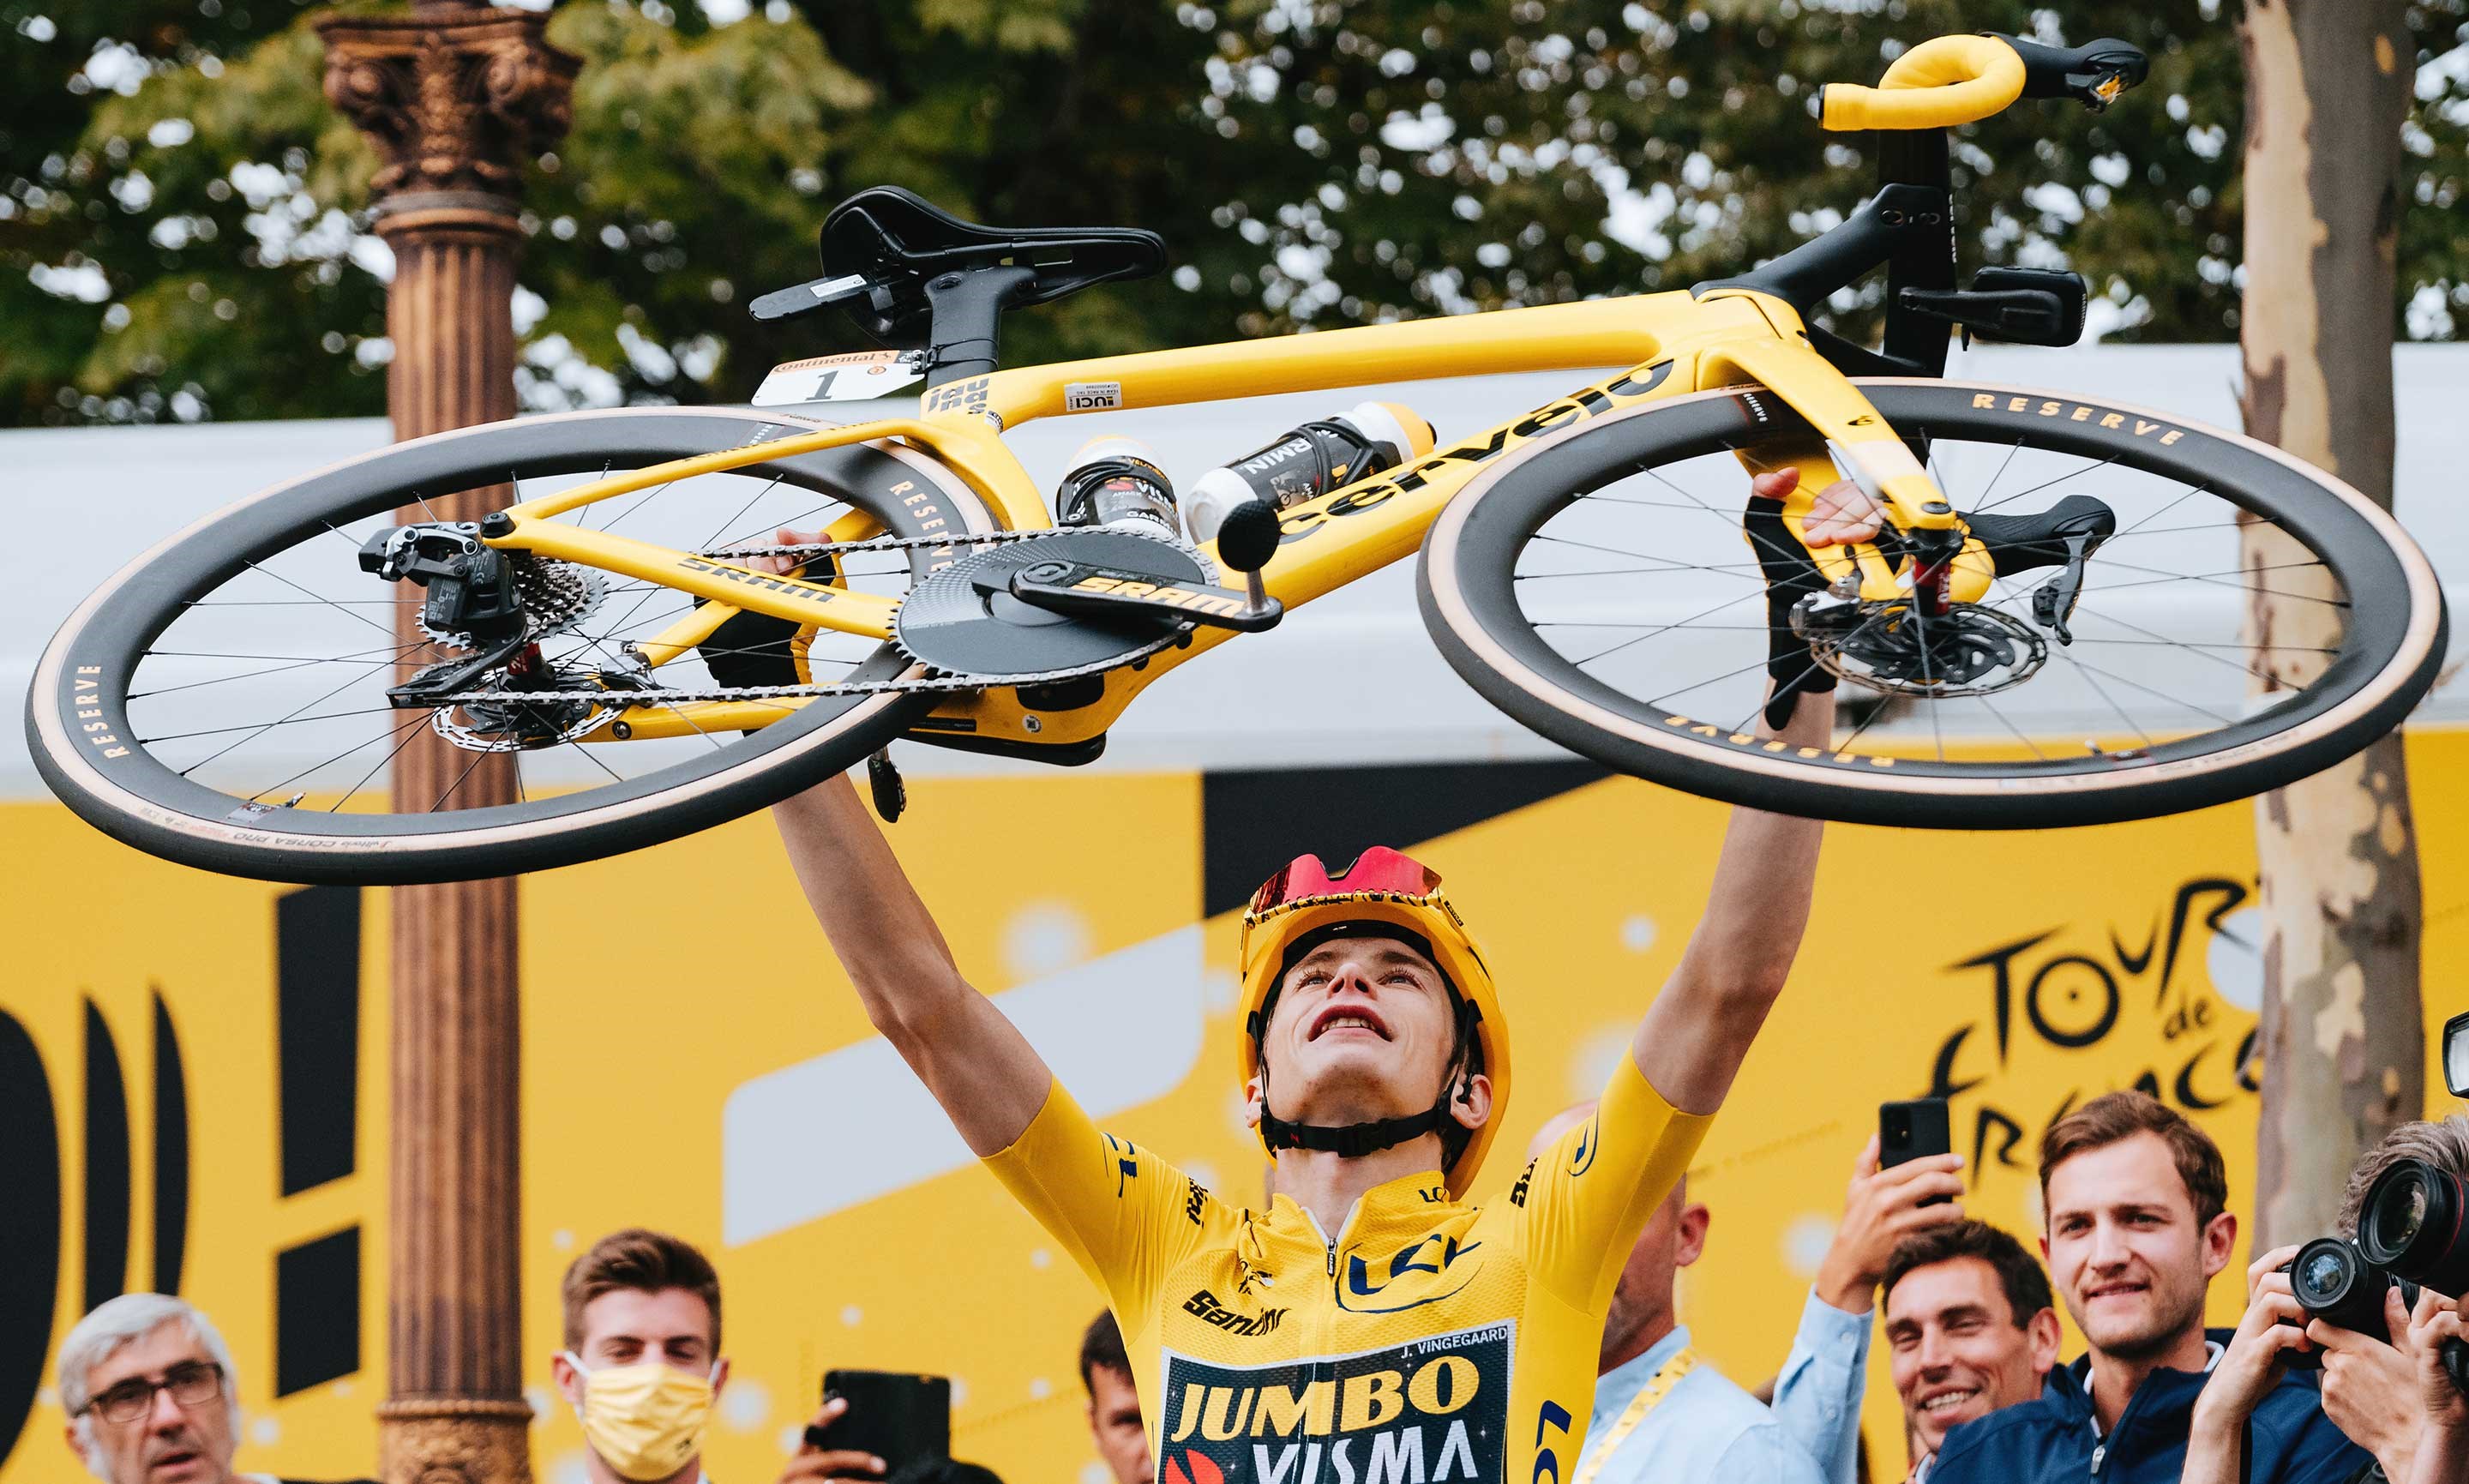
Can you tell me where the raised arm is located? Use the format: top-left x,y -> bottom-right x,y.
772,772 -> 1054,1153
1629,688 -> 1830,1114
1631,466 -> 1863,1115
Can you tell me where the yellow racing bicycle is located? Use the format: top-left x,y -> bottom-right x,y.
27,32 -> 2448,883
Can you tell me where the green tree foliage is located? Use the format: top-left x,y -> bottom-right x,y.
5,0 -> 2466,426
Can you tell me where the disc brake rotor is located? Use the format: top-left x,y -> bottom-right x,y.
1793,597 -> 2051,699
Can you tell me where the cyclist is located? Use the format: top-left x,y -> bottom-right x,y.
766,468 -> 1876,1484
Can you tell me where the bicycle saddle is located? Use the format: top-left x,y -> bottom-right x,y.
819,186 -> 1167,349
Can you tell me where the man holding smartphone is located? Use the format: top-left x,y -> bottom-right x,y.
770,472 -> 1871,1484
1925,1092 -> 2363,1484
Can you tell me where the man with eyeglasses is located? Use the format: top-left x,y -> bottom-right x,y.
55,1293 -> 375,1484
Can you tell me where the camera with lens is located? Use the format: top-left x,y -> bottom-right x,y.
2352,1151 -> 2469,1395
2278,1236 -> 2420,1370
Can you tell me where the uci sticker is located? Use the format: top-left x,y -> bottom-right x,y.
1065,381 -> 1125,412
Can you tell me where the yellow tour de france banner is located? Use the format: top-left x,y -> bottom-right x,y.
3,731 -> 2466,1484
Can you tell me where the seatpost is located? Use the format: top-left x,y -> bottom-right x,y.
921,263 -> 1040,389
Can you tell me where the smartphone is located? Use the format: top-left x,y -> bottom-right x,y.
1880,1097 -> 1953,1205
805,1370 -> 952,1474
2445,1009 -> 2468,1098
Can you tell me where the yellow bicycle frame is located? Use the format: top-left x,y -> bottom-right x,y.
465,27 -> 2064,753
476,283 -> 2000,750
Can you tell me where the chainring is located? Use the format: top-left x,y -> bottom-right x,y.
893,526 -> 1213,682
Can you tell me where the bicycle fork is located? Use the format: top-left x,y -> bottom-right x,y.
1693,305 -> 1996,613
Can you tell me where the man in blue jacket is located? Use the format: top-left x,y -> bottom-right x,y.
1928,1091 -> 2366,1484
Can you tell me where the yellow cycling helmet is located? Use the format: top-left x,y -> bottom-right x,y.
1236,847 -> 1511,1198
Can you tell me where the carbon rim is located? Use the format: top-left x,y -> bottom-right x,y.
1421,380 -> 2447,827
29,407 -> 995,880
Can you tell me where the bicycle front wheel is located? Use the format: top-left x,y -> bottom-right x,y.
1419,379 -> 2448,829
29,406 -> 998,884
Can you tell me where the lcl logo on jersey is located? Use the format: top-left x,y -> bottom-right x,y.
1341,1233 -> 1486,1314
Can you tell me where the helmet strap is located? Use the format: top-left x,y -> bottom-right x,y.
1252,997 -> 1480,1163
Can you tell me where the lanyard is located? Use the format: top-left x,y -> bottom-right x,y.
1572,1347 -> 1699,1484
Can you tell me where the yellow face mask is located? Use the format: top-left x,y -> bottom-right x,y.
561,1351 -> 716,1482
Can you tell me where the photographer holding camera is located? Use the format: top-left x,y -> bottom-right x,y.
2186,1116 -> 2469,1484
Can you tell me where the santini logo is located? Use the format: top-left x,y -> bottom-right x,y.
1183,1289 -> 1287,1337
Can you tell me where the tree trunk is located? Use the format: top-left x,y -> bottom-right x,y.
2238,0 -> 2423,1250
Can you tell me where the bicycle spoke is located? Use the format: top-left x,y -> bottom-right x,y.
330,711 -> 436,810
249,710 -> 431,803
241,560 -> 402,640
429,746 -> 491,814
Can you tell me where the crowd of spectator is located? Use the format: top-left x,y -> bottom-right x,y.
45,1095 -> 2469,1484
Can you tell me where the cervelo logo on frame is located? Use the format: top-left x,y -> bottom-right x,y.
1274,361 -> 1676,545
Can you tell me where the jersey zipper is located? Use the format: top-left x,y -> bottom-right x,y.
1296,1197 -> 1368,1283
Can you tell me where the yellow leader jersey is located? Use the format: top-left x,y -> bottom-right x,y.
983,1054 -> 1707,1484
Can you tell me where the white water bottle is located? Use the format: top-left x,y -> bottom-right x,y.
1054,436 -> 1180,534
1184,401 -> 1436,544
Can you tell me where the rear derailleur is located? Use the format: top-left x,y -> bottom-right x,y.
359,521 -> 631,748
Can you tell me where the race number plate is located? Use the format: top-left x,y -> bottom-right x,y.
751,349 -> 928,407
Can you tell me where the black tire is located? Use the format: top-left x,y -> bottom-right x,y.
1419,379 -> 2449,829
28,406 -> 996,883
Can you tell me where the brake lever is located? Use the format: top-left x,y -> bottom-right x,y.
2031,533 -> 2099,646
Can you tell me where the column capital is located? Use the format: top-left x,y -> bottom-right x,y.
318,6 -> 579,213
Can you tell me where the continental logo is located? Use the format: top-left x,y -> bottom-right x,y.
1158,1322 -> 1508,1484
1181,1288 -> 1286,1337
677,556 -> 838,600
1277,361 -> 1676,545
1973,394 -> 2188,444
1071,574 -> 1248,618
69,667 -> 131,759
1661,715 -> 1901,767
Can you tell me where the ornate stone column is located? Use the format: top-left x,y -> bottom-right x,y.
317,7 -> 578,1483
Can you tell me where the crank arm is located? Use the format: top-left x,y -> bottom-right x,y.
992,559 -> 1283,633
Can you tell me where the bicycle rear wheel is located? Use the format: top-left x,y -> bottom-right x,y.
1419,380 -> 2448,829
28,406 -> 995,883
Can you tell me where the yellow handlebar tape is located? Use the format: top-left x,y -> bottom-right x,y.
1819,34 -> 2027,132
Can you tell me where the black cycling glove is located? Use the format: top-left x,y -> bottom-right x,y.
1742,494 -> 1838,730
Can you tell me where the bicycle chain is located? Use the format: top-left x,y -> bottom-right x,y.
418,527 -> 1149,708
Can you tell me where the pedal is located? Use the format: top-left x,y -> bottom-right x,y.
1897,267 -> 2087,348
994,559 -> 1283,632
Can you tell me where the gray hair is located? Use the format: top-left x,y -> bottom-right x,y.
57,1294 -> 241,1474
2338,1115 -> 2469,1239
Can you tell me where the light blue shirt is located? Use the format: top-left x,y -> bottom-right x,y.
1578,1322 -> 1829,1484
1768,1288 -> 1877,1484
